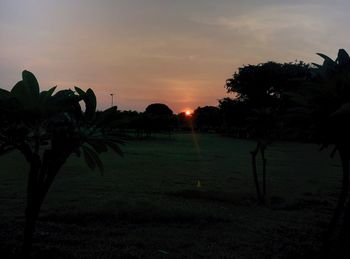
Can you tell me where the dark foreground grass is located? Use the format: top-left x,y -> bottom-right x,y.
0,134 -> 341,258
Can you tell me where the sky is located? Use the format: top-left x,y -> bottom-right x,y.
1,0 -> 350,113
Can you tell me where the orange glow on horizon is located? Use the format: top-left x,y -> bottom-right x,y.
185,110 -> 192,116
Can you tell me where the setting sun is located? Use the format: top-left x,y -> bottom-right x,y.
185,110 -> 192,116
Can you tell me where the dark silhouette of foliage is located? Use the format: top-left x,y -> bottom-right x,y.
218,98 -> 250,137
0,71 -> 124,257
192,106 -> 221,132
144,103 -> 175,135
224,61 -> 310,204
145,103 -> 173,116
286,49 -> 350,258
225,61 -> 310,108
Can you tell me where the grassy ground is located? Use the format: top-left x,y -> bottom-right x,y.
0,133 -> 342,258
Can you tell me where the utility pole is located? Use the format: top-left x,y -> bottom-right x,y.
110,93 -> 116,107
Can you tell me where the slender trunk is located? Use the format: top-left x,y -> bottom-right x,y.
21,151 -> 65,257
22,155 -> 41,257
22,203 -> 40,257
251,143 -> 263,203
336,155 -> 350,258
322,149 -> 350,258
261,146 -> 267,201
338,198 -> 350,258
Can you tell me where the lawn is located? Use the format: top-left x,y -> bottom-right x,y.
0,133 -> 342,258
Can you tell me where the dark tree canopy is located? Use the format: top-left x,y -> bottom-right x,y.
145,103 -> 173,116
218,98 -> 250,128
192,106 -> 221,130
143,103 -> 174,133
225,61 -> 311,107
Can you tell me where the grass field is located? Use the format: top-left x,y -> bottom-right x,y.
0,133 -> 342,258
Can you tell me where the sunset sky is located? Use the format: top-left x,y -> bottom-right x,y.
1,0 -> 349,112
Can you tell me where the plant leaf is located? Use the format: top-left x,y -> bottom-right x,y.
86,140 -> 108,153
39,86 -> 57,105
84,88 -> 97,120
82,146 -> 96,170
105,141 -> 123,156
337,49 -> 350,66
83,145 -> 104,173
74,86 -> 85,97
22,70 -> 40,101
11,81 -> 28,107
317,53 -> 335,64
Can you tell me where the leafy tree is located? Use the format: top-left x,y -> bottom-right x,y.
145,103 -> 173,116
192,106 -> 221,131
225,61 -> 310,204
287,49 -> 350,257
0,71 -> 124,257
226,61 -> 310,107
218,98 -> 251,137
144,103 -> 175,135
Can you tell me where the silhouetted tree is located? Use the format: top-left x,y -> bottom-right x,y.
287,49 -> 350,258
192,106 -> 221,132
226,61 -> 310,108
145,103 -> 173,116
218,98 -> 251,137
144,103 -> 175,135
225,61 -> 310,203
105,110 -> 141,135
0,71 -> 124,257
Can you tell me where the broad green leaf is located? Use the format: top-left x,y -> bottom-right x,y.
82,146 -> 96,170
22,70 -> 40,100
51,90 -> 84,115
86,140 -> 108,153
46,86 -> 57,97
83,145 -> 104,173
11,81 -> 27,107
311,63 -> 322,69
105,141 -> 123,156
337,49 -> 350,65
317,53 -> 335,64
74,86 -> 85,96
10,71 -> 40,108
85,88 -> 97,120
39,86 -> 57,105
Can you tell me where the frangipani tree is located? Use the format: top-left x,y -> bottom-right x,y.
0,71 -> 123,256
311,50 -> 350,257
287,49 -> 350,257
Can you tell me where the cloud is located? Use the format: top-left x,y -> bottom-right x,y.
191,3 -> 349,62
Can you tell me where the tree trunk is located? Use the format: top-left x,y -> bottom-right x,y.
337,198 -> 350,258
22,155 -> 41,258
251,143 -> 263,203
21,152 -> 65,258
261,146 -> 267,201
22,203 -> 40,257
322,149 -> 350,258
